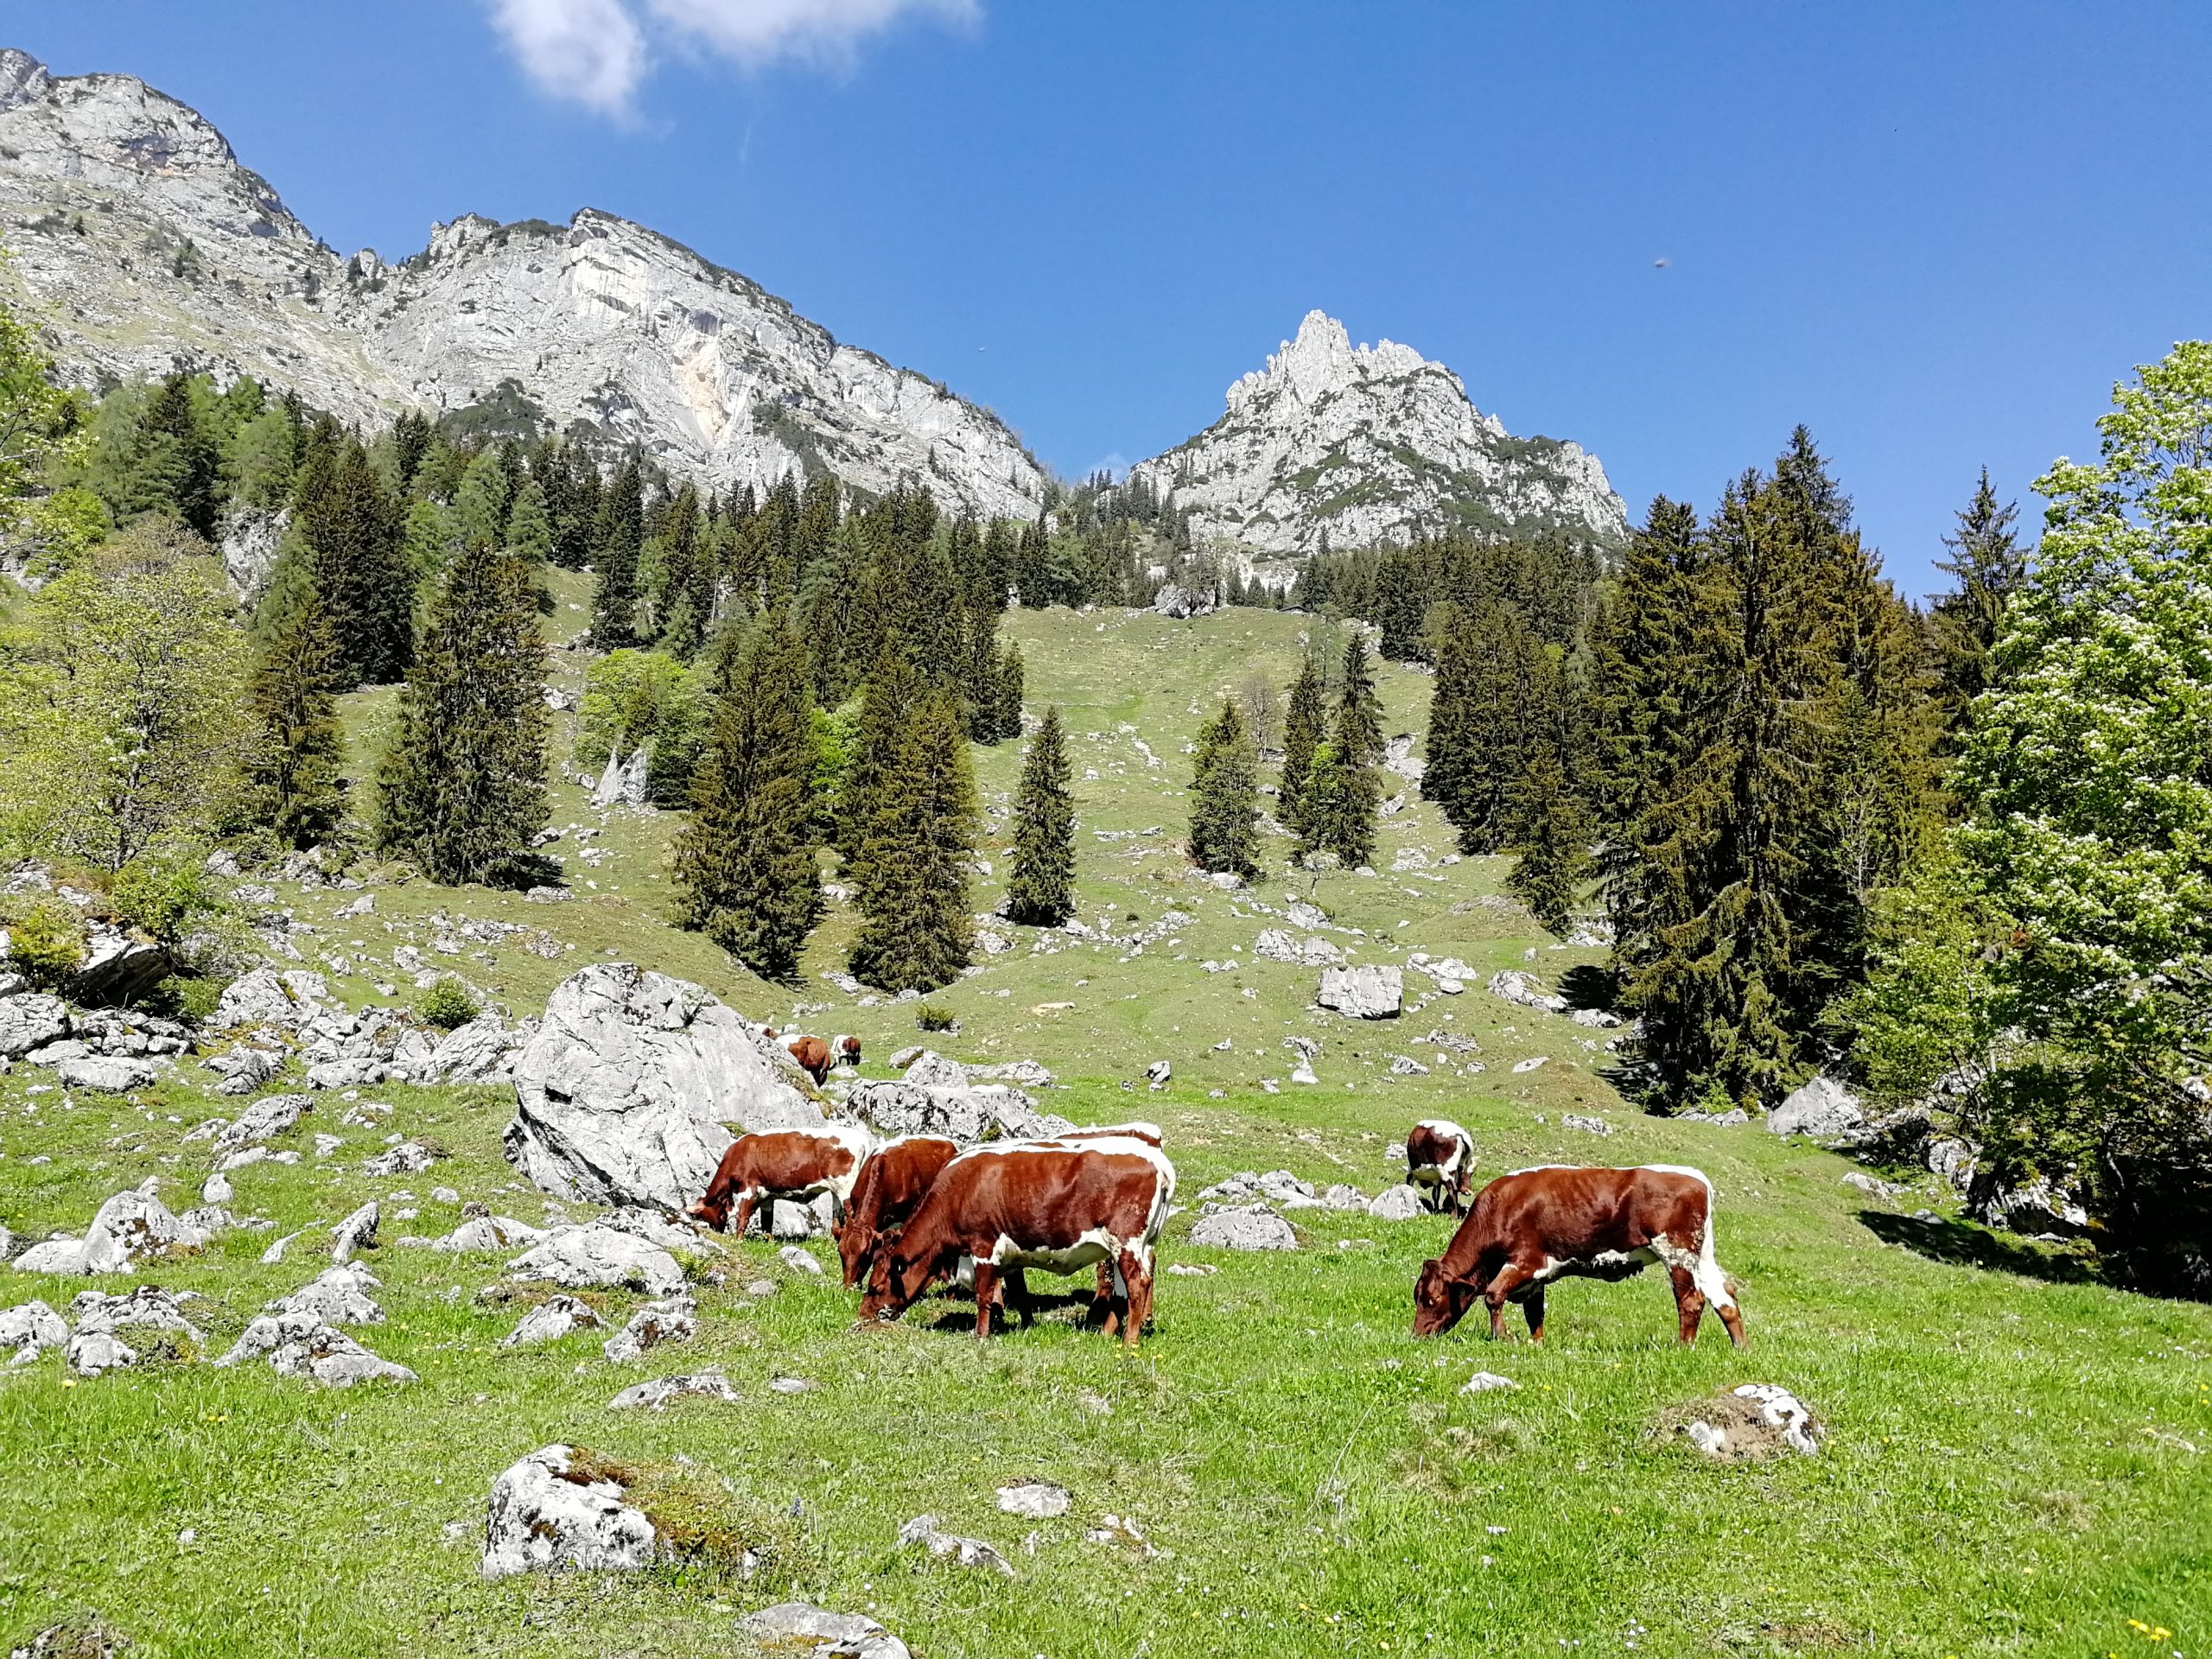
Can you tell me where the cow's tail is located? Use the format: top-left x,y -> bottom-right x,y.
1695,1185 -> 1738,1312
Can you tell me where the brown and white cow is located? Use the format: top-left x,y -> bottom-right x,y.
1405,1118 -> 1475,1214
687,1122 -> 877,1239
858,1136 -> 1176,1346
837,1134 -> 961,1287
1412,1164 -> 1745,1346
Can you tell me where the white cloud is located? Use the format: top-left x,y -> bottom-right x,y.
489,0 -> 977,116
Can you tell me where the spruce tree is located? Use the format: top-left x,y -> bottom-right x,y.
848,683 -> 976,992
121,372 -> 222,539
1302,637 -> 1383,867
671,613 -> 823,979
589,454 -> 644,650
1188,697 -> 1261,880
1927,467 -> 2029,747
374,533 -> 549,885
454,448 -> 512,552
1504,744 -> 1589,937
1280,650 -> 1326,838
837,649 -> 919,867
991,639 -> 1025,741
1005,703 -> 1076,926
302,440 -> 411,687
241,575 -> 346,849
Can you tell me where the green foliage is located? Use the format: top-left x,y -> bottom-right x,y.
0,520 -> 248,870
1278,650 -> 1325,840
1503,746 -> 1589,937
0,268 -> 86,534
573,647 -> 699,779
1425,601 -> 1555,855
1187,697 -> 1260,881
240,573 -> 346,849
588,455 -> 645,650
299,437 -> 411,688
412,976 -> 480,1031
3,897 -> 85,990
155,973 -> 226,1024
374,537 -> 549,887
110,845 -> 228,946
1955,341 -> 2212,1287
912,1001 -> 957,1033
1830,850 -> 1995,1106
847,672 -> 976,993
1005,704 -> 1076,927
671,615 -> 823,981
1298,637 -> 1383,868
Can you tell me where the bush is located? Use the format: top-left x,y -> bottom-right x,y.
5,899 -> 86,990
913,1001 -> 958,1033
413,976 -> 480,1031
111,848 -> 229,945
156,975 -> 227,1024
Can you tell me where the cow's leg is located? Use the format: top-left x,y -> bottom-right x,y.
1668,1264 -> 1706,1344
1002,1266 -> 1034,1328
1713,1293 -> 1747,1348
730,1189 -> 761,1241
1482,1260 -> 1538,1340
971,1262 -> 999,1339
1118,1249 -> 1153,1349
1522,1286 -> 1546,1343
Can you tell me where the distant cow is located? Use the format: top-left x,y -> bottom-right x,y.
1412,1164 -> 1745,1346
688,1123 -> 877,1239
838,1135 -> 961,1287
859,1137 -> 1176,1346
1405,1118 -> 1475,1214
772,1032 -> 861,1085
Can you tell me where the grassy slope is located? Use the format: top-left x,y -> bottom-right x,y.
2,589 -> 2207,1658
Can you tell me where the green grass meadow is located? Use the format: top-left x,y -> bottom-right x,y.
3,596 -> 2208,1657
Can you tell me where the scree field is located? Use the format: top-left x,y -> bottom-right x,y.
2,588 -> 2206,1659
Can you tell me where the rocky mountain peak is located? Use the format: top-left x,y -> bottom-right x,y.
0,48 -> 51,111
1132,311 -> 1626,562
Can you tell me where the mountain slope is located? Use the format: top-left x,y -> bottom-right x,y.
0,48 -> 1043,520
1130,309 -> 1627,557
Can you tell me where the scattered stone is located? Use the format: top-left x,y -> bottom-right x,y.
213,1094 -> 312,1154
505,963 -> 823,1210
58,1054 -> 159,1093
0,994 -> 70,1058
897,1514 -> 1015,1577
603,1295 -> 696,1363
507,1224 -> 686,1296
1488,969 -> 1567,1014
779,1243 -> 825,1276
1562,1113 -> 1616,1137
331,1201 -> 379,1263
1388,1055 -> 1430,1076
0,1298 -> 67,1364
1671,1384 -> 1823,1459
364,1141 -> 439,1177
1510,1057 -> 1548,1074
214,1311 -> 416,1387
65,1329 -> 137,1375
1365,1185 -> 1423,1222
1460,1371 -> 1519,1394
259,1229 -> 306,1265
480,1445 -> 658,1581
1144,1059 -> 1171,1089
611,1371 -> 740,1410
16,1187 -> 211,1276
1318,964 -> 1402,1020
1189,1207 -> 1298,1251
996,1480 -> 1071,1519
503,1294 -> 604,1346
1084,1513 -> 1158,1557
901,1049 -> 969,1089
198,1172 -> 232,1207
768,1374 -> 816,1395
1289,1059 -> 1319,1085
213,967 -> 330,1034
1166,1262 -> 1217,1277
1254,928 -> 1344,967
417,1212 -> 547,1253
266,1263 -> 385,1325
1768,1075 -> 1866,1139
740,1603 -> 911,1659
1840,1171 -> 1901,1198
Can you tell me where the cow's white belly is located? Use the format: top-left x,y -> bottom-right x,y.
988,1228 -> 1120,1276
1531,1246 -> 1658,1286
1408,1163 -> 1448,1187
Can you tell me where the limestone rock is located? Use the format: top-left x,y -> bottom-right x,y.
1769,1076 -> 1866,1139
1254,928 -> 1343,967
29,1188 -> 213,1276
1317,963 -> 1402,1020
1488,969 -> 1567,1014
203,1045 -> 284,1095
57,1053 -> 158,1092
1365,1185 -> 1423,1222
1128,310 -> 1625,559
507,1224 -> 686,1296
1189,1206 -> 1298,1251
501,1294 -> 603,1347
900,1049 -> 969,1089
212,1093 -> 311,1154
66,926 -> 173,1008
0,1298 -> 67,1363
419,1012 -> 524,1084
897,1513 -> 1015,1577
779,1244 -> 825,1276
995,1480 -> 1071,1519
504,963 -> 821,1211
1676,1383 -> 1824,1459
602,1295 -> 696,1363
1460,1371 -> 1519,1394
265,1263 -> 384,1325
0,994 -> 69,1058
330,1202 -> 379,1264
1562,1113 -> 1616,1137
480,1445 -> 658,1581
611,1371 -> 740,1410
1151,582 -> 1216,620
741,1603 -> 912,1659
213,967 -> 329,1033
215,1311 -> 416,1387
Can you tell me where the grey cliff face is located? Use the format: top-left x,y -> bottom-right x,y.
0,49 -> 1043,521
1129,309 -> 1627,556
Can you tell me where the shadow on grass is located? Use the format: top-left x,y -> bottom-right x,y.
1859,1207 -> 2105,1287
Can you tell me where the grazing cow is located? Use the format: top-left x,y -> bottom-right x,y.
688,1123 -> 877,1239
777,1033 -> 834,1085
859,1137 -> 1176,1347
1404,1118 -> 1476,1214
1412,1164 -> 1745,1346
838,1135 -> 961,1287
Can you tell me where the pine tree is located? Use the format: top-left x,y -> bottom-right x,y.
302,440 -> 411,687
836,649 -> 918,868
1280,650 -> 1326,838
1505,744 -> 1589,937
991,639 -> 1025,741
240,575 -> 346,849
454,448 -> 512,552
1006,704 -> 1076,926
1188,697 -> 1261,880
374,536 -> 549,885
589,454 -> 644,650
1336,633 -> 1384,767
671,613 -> 823,979
120,372 -> 222,539
1301,637 -> 1383,867
1927,467 -> 2029,747
848,683 -> 976,991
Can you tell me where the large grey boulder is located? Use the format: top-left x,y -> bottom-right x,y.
1255,929 -> 1344,967
212,1093 -> 312,1154
1769,1076 -> 1866,1139
213,967 -> 331,1033
203,1044 -> 284,1095
67,925 -> 173,1007
58,1054 -> 159,1093
1487,969 -> 1567,1014
1366,1184 -> 1424,1221
214,1310 -> 416,1387
0,993 -> 69,1058
23,1188 -> 213,1276
741,1603 -> 911,1659
1151,582 -> 1215,620
506,1224 -> 687,1296
602,1294 -> 696,1363
1318,963 -> 1402,1020
900,1050 -> 969,1089
481,1445 -> 660,1581
611,1371 -> 741,1411
847,1079 -> 1071,1147
419,1012 -> 525,1084
1189,1207 -> 1299,1251
501,1294 -> 603,1347
505,963 -> 822,1211
265,1263 -> 384,1325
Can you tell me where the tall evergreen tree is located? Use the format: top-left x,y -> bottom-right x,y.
374,536 -> 549,884
671,614 -> 823,979
836,649 -> 918,867
1188,697 -> 1261,880
1927,467 -> 2029,747
1005,704 -> 1076,926
118,371 -> 222,540
988,639 -> 1025,742
848,683 -> 976,992
588,454 -> 644,650
1505,745 -> 1589,937
301,440 -> 411,687
240,575 -> 346,849
1279,650 -> 1326,838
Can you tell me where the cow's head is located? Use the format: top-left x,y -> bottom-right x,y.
857,1247 -> 933,1323
1412,1257 -> 1475,1337
686,1193 -> 730,1232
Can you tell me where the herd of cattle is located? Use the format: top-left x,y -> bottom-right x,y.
724,1039 -> 1746,1351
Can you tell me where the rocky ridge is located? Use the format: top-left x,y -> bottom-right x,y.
0,48 -> 1043,523
1129,309 -> 1626,558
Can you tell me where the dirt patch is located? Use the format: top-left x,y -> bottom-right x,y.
1656,1385 -> 1823,1461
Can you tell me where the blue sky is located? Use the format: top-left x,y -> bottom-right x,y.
18,2 -> 2212,597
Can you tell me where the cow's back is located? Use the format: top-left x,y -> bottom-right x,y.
1475,1165 -> 1710,1259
